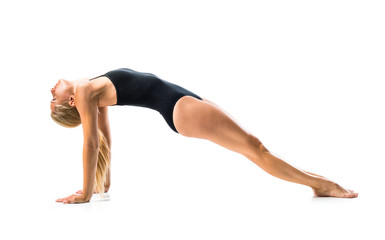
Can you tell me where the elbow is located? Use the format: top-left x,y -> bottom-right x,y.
84,142 -> 99,150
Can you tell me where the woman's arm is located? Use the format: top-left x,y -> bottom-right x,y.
98,106 -> 111,191
56,84 -> 99,204
73,106 -> 112,196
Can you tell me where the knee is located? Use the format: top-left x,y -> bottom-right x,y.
247,134 -> 269,158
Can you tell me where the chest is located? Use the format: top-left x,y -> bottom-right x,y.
89,77 -> 117,107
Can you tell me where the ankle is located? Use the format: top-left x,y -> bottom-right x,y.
314,178 -> 339,192
310,177 -> 329,191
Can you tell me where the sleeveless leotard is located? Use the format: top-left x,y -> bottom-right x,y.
90,68 -> 202,133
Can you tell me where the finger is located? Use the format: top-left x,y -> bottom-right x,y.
64,195 -> 80,204
63,197 -> 73,204
57,195 -> 72,202
58,195 -> 73,204
76,190 -> 83,194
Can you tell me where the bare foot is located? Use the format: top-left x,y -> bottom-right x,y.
312,180 -> 358,198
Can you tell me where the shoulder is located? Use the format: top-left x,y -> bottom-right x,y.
75,83 -> 99,116
75,83 -> 98,104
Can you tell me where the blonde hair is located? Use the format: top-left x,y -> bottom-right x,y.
51,102 -> 110,196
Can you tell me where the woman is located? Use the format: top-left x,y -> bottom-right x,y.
51,68 -> 358,204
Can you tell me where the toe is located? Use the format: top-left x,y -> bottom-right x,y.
350,190 -> 357,197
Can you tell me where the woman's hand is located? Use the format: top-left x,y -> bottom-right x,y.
56,194 -> 90,204
76,186 -> 109,195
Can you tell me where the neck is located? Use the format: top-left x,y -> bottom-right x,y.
66,80 -> 76,96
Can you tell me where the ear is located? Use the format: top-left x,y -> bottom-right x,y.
68,95 -> 76,107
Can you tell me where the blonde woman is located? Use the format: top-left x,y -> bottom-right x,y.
51,68 -> 358,204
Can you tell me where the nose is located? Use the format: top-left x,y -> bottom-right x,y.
51,86 -> 56,98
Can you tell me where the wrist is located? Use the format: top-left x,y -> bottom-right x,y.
81,194 -> 92,202
81,190 -> 93,201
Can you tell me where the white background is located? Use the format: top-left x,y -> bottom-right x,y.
1,0 -> 384,239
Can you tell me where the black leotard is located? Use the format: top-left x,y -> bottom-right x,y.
90,68 -> 202,133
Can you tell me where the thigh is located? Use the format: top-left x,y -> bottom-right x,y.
173,96 -> 259,158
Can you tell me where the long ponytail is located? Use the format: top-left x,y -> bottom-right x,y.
95,129 -> 110,195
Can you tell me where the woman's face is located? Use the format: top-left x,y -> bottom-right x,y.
50,79 -> 71,112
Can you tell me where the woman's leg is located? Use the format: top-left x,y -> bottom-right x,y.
173,96 -> 358,198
